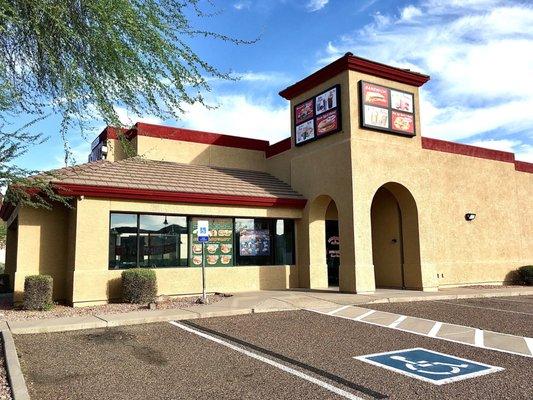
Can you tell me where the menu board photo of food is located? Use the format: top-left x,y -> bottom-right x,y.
391,111 -> 414,134
295,119 -> 315,145
391,90 -> 413,113
315,86 -> 338,115
189,218 -> 234,267
362,82 -> 389,108
364,105 -> 389,129
359,80 -> 416,136
316,110 -> 338,136
294,99 -> 314,124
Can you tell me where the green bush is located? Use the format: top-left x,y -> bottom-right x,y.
24,275 -> 53,310
518,265 -> 533,285
121,268 -> 157,304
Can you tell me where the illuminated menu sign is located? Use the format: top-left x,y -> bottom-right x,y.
293,85 -> 342,146
359,81 -> 415,136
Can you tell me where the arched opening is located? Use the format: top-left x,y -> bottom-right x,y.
370,182 -> 422,290
308,195 -> 341,290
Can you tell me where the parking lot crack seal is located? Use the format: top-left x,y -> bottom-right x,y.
174,320 -> 389,400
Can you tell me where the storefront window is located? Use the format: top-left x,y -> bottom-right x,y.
139,215 -> 188,268
109,213 -> 188,269
275,219 -> 295,265
189,218 -> 234,267
235,218 -> 274,265
109,213 -> 138,269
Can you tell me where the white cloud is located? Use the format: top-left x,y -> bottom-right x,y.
178,95 -> 289,144
515,144 -> 533,162
307,0 -> 329,12
399,5 -> 423,22
233,1 -> 251,10
113,106 -> 163,127
467,139 -> 520,153
320,1 -> 533,156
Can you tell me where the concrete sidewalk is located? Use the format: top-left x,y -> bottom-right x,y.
3,286 -> 533,335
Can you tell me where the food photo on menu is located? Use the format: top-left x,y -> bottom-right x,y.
315,87 -> 337,115
316,110 -> 338,136
364,105 -> 389,129
295,99 -> 314,124
391,90 -> 413,113
391,111 -> 414,134
362,82 -> 388,108
295,119 -> 315,144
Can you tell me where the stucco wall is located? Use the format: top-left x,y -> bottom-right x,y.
69,198 -> 301,305
11,205 -> 70,302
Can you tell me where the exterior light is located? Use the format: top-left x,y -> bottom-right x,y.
163,215 -> 168,225
465,213 -> 476,221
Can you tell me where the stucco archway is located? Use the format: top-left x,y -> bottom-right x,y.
308,195 -> 342,289
370,182 -> 422,290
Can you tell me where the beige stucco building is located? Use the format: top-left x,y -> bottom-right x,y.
2,53 -> 532,306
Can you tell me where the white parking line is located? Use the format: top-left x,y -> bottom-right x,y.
388,315 -> 407,328
474,329 -> 484,347
354,309 -> 375,321
169,321 -> 364,400
328,305 -> 351,315
428,322 -> 442,337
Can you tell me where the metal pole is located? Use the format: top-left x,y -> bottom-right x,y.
201,242 -> 208,304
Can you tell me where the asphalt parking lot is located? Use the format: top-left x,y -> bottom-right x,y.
366,295 -> 533,337
15,306 -> 533,400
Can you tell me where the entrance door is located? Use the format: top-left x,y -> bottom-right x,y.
326,220 -> 340,286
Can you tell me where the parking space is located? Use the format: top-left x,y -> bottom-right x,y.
15,309 -> 533,399
366,296 -> 533,337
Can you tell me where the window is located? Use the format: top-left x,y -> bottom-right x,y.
109,213 -> 188,269
234,218 -> 295,266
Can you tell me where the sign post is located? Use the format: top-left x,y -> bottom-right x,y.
197,220 -> 209,304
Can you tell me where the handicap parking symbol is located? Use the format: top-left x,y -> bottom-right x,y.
354,348 -> 503,385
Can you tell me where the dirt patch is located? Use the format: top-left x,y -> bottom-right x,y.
0,294 -> 224,322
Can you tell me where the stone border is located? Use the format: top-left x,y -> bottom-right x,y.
2,330 -> 30,400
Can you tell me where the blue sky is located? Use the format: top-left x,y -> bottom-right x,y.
12,0 -> 533,171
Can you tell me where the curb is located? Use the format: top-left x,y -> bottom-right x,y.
2,330 -> 30,400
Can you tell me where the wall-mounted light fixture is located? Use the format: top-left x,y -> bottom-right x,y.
465,213 -> 476,221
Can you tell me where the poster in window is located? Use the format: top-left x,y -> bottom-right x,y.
190,218 -> 233,267
295,99 -> 314,124
295,119 -> 315,145
362,82 -> 389,108
315,86 -> 337,115
391,90 -> 413,113
391,111 -> 414,134
239,229 -> 271,256
316,110 -> 338,136
363,105 -> 389,129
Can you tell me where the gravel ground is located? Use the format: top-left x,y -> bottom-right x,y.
366,296 -> 533,337
16,322 -> 347,400
0,294 -> 224,321
15,311 -> 533,399
0,338 -> 12,400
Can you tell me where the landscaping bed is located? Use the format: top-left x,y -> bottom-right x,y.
0,294 -> 224,322
0,337 -> 12,400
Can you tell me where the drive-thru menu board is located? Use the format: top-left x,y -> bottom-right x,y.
294,84 -> 342,146
359,81 -> 415,136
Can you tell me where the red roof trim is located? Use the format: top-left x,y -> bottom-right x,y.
56,184 -> 307,209
132,122 -> 269,152
266,138 -> 292,158
421,137 -> 515,163
515,161 -> 533,173
279,53 -> 430,100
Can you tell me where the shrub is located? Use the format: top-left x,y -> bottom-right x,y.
122,268 -> 157,304
518,265 -> 533,285
24,275 -> 53,310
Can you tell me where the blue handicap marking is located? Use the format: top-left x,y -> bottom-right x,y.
354,348 -> 503,385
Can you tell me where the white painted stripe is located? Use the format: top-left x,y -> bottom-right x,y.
388,315 -> 407,328
474,329 -> 484,347
306,309 -> 533,358
427,321 -> 442,337
170,321 -> 363,400
525,337 -> 533,356
354,309 -> 375,321
328,305 -> 351,315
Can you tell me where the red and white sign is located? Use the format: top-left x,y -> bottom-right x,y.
362,82 -> 389,108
